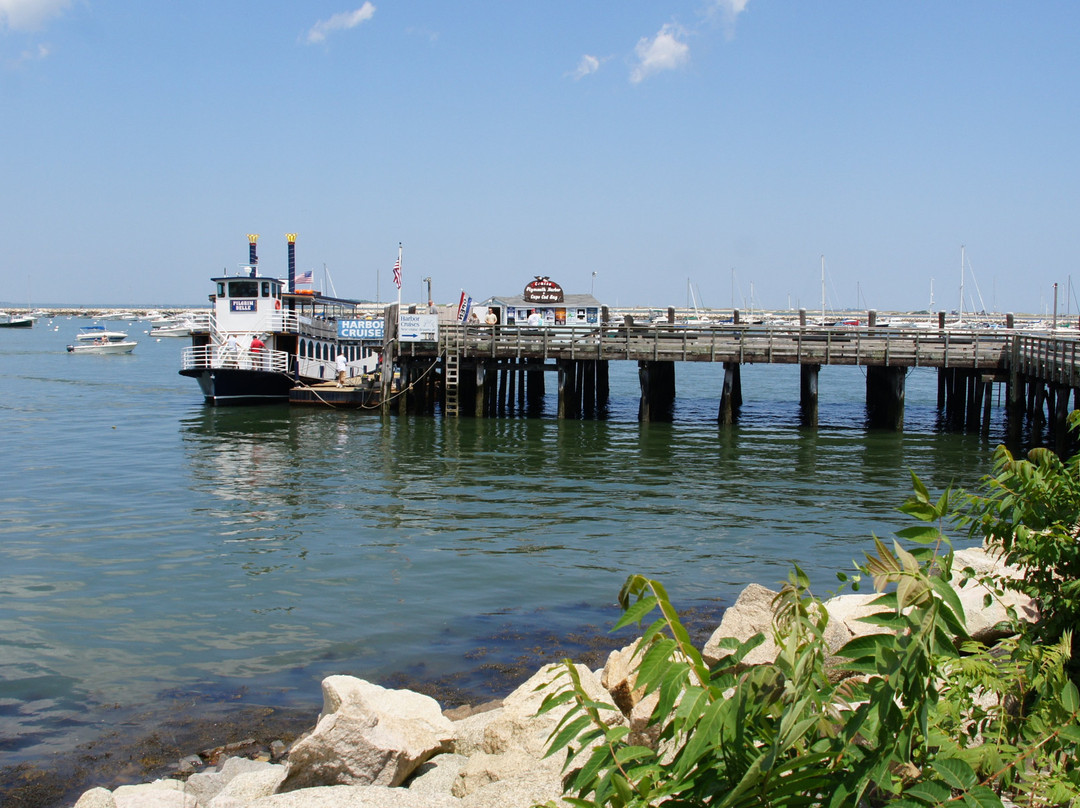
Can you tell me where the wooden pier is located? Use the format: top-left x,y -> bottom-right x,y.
375,307 -> 1080,451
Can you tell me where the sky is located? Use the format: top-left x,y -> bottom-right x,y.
2,1 -> 1079,314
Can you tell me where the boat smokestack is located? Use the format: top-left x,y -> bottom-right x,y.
287,233 -> 297,292
247,234 -> 259,277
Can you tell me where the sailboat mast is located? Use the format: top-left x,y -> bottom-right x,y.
820,255 -> 825,324
959,245 -> 965,323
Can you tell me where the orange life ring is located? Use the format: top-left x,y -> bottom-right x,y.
275,299 -> 281,310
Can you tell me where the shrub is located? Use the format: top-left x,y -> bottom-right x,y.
536,475 -> 1080,807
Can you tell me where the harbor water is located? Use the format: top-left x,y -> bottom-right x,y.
1,318 -> 1001,776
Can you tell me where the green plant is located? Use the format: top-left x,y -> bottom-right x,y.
535,475 -> 1080,807
958,410 -> 1080,650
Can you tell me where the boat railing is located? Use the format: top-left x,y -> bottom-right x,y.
181,344 -> 291,374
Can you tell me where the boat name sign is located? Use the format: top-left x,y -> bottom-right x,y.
231,299 -> 257,312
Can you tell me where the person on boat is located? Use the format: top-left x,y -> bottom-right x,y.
335,351 -> 347,387
249,335 -> 265,369
224,334 -> 241,366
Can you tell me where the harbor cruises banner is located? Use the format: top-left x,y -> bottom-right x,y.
338,319 -> 384,340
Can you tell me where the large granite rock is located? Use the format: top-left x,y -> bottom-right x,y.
279,676 -> 454,792
248,784 -> 460,807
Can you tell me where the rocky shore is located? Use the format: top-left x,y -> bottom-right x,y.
61,545 -> 1032,808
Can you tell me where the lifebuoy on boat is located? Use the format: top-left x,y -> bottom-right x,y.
275,299 -> 281,310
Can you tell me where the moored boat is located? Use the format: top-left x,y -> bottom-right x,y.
76,325 -> 129,342
67,339 -> 137,354
0,312 -> 34,328
179,234 -> 382,405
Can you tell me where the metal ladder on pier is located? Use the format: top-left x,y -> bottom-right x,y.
443,332 -> 461,417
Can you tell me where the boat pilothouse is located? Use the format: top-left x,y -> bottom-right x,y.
180,235 -> 380,405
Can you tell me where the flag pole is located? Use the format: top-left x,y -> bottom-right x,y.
396,242 -> 403,313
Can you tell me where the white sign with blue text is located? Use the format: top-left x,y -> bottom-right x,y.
338,319 -> 385,340
398,314 -> 439,342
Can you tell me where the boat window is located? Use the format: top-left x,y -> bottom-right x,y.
228,280 -> 259,298
315,343 -> 322,360
216,283 -> 225,298
261,282 -> 270,297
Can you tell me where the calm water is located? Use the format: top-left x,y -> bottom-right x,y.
0,318 -> 1002,767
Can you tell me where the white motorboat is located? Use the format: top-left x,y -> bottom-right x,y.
150,320 -> 194,337
67,339 -> 137,354
76,325 -> 129,342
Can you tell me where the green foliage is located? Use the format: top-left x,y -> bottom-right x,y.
535,472 -> 1080,808
957,410 -> 1080,648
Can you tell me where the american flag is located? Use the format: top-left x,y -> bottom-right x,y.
296,270 -> 313,284
392,256 -> 402,290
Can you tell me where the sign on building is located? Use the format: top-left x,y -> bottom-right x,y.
338,319 -> 384,340
523,276 -> 564,303
398,313 -> 439,342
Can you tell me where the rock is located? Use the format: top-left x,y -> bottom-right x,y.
450,706 -> 504,757
443,699 -> 503,722
279,676 -> 454,792
479,663 -> 623,759
74,787 -> 116,808
247,784 -> 459,807
950,547 -> 1039,642
452,749 -> 552,798
112,779 -> 198,808
459,771 -> 570,808
207,764 -> 287,808
701,584 -> 780,667
405,752 -> 468,796
184,756 -> 278,806
601,639 -> 646,716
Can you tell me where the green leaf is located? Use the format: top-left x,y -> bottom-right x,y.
904,781 -> 951,803
961,785 -> 1006,808
932,757 -> 977,790
1063,679 -> 1080,713
615,594 -> 658,629
895,524 -> 945,544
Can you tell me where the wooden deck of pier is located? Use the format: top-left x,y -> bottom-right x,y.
374,313 -> 1080,452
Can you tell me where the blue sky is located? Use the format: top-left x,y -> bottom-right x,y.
2,1 -> 1078,314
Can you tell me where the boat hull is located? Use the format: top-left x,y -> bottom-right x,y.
179,367 -> 294,405
67,341 -> 137,354
0,318 -> 33,328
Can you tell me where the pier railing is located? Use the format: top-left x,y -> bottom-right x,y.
1013,333 -> 1080,387
422,323 -> 1015,370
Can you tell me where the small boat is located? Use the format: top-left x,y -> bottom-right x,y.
76,325 -> 129,342
67,339 -> 137,354
150,319 -> 195,337
0,313 -> 34,328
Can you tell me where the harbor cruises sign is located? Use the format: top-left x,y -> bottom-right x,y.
523,276 -> 564,304
338,319 -> 384,340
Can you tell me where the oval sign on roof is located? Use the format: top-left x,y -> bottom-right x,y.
524,276 -> 564,303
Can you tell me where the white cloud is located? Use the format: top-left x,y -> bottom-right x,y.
305,3 -> 376,45
570,54 -> 600,80
630,23 -> 689,84
711,0 -> 752,38
0,0 -> 72,32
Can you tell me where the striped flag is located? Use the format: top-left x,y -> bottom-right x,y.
392,255 -> 402,290
296,270 -> 313,284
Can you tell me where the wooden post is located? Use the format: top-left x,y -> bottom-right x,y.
474,362 -> 486,418
718,361 -> 741,424
866,365 -> 905,430
597,360 -> 610,413
800,364 -> 820,427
